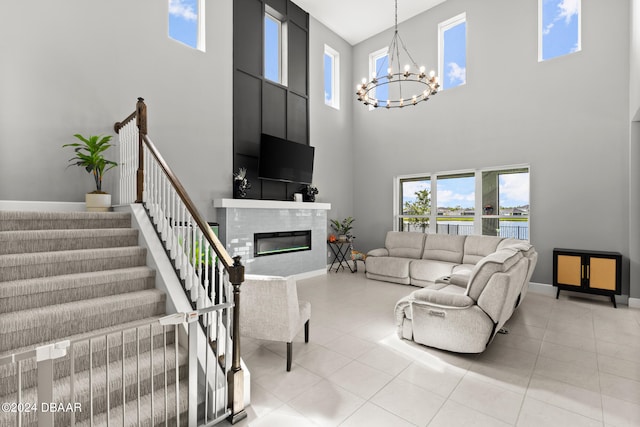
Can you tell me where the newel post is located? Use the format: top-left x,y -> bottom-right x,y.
227,256 -> 247,424
135,97 -> 147,203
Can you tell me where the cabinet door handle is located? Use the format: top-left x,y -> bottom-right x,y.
582,265 -> 585,279
586,265 -> 590,280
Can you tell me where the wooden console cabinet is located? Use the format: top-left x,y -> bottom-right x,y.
553,248 -> 621,308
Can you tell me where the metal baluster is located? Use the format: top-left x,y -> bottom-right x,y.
150,324 -> 154,426
175,326 -> 179,426
89,339 -> 93,426
136,328 -> 141,425
164,326 -> 168,426
122,331 -> 126,426
106,335 -> 110,426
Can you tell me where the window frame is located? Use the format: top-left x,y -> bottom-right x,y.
538,0 -> 582,62
438,12 -> 467,91
394,164 -> 530,240
324,44 -> 340,110
264,6 -> 288,86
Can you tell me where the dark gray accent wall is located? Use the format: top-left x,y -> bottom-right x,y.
233,0 -> 310,201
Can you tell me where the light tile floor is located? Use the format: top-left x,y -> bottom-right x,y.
222,271 -> 640,427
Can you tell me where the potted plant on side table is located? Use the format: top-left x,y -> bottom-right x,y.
330,216 -> 355,242
63,134 -> 118,212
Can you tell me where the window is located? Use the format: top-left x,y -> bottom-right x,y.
539,0 -> 581,61
482,168 -> 530,239
438,13 -> 467,90
168,0 -> 205,51
395,166 -> 530,240
436,173 -> 475,235
324,45 -> 340,109
369,48 -> 389,108
264,7 -> 287,85
398,176 -> 431,232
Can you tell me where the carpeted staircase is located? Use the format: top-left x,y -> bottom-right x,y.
0,210 -> 189,426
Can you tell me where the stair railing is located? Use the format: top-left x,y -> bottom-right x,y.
114,98 -> 246,424
0,306 -> 234,427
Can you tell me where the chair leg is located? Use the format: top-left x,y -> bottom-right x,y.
286,342 -> 292,371
304,320 -> 310,343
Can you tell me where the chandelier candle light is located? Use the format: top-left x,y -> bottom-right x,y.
356,0 -> 440,109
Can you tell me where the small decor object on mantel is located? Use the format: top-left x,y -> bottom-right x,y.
63,134 -> 117,212
233,167 -> 251,198
330,216 -> 355,242
301,184 -> 318,202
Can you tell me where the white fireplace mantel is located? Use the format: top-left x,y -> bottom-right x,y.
213,198 -> 331,210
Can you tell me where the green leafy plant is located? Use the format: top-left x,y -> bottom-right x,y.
63,134 -> 117,193
330,216 -> 356,239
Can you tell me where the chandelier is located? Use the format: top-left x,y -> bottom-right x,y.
356,0 -> 439,109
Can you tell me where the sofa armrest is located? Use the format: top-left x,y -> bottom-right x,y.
367,248 -> 389,257
411,288 -> 474,308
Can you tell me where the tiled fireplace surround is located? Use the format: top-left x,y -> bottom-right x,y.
214,199 -> 331,277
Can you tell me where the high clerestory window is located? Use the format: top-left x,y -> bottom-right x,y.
396,166 -> 530,240
168,0 -> 205,51
324,45 -> 340,109
438,13 -> 467,90
264,6 -> 288,85
539,0 -> 581,61
369,47 -> 389,109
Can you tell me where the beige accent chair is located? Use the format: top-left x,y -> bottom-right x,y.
239,275 -> 310,371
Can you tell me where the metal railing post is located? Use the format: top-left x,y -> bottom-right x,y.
135,97 -> 147,203
36,341 -> 69,427
227,256 -> 246,424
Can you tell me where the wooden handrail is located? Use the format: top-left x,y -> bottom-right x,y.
114,98 -> 246,424
139,133 -> 235,269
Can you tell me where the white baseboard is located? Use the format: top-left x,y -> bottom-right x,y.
530,282 -> 635,307
291,268 -> 327,281
0,200 -> 85,212
527,282 -> 556,297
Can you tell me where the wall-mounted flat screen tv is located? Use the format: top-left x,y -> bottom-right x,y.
258,134 -> 315,185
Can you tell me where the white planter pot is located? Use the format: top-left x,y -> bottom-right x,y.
85,193 -> 111,212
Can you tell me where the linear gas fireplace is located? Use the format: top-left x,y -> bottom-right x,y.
254,230 -> 312,257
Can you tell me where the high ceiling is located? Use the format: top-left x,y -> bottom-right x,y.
292,0 -> 447,45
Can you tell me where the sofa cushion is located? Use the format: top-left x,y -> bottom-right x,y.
421,234 -> 466,263
498,238 -> 535,257
410,259 -> 457,284
466,249 -> 523,301
367,248 -> 389,257
462,235 -> 503,265
366,256 -> 413,281
385,231 -> 425,259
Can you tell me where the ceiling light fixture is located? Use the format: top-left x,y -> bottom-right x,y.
356,0 -> 439,109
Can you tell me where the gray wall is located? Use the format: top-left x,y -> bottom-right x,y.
308,18 -> 355,233
630,0 -> 640,298
0,0 -> 233,219
352,0 -> 632,290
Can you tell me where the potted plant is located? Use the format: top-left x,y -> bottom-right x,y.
63,134 -> 117,212
330,216 -> 355,242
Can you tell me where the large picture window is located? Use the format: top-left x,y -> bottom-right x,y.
395,166 -> 530,240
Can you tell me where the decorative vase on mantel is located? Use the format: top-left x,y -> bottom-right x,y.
301,184 -> 318,202
233,167 -> 251,198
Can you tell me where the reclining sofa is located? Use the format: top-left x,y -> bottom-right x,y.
366,232 -> 537,353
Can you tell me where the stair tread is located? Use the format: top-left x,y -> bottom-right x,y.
0,246 -> 146,267
0,211 -> 131,231
0,266 -> 155,298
